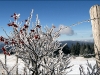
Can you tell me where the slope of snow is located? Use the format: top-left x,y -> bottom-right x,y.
0,54 -> 96,75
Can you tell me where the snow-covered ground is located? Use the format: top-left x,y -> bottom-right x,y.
0,54 -> 25,75
0,54 -> 96,75
67,56 -> 96,75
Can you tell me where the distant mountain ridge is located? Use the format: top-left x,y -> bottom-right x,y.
59,40 -> 94,47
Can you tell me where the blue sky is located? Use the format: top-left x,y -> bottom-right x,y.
0,1 -> 99,41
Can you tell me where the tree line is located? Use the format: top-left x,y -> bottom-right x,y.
54,42 -> 95,58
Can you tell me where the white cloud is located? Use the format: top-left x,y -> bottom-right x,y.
58,25 -> 74,36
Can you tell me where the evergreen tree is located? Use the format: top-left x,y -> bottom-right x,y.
84,44 -> 92,58
90,43 -> 95,57
70,44 -> 76,55
83,43 -> 86,50
80,43 -> 84,55
90,43 -> 95,54
75,42 -> 80,55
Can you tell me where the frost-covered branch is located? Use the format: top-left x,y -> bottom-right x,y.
79,60 -> 100,75
0,59 -> 17,75
0,9 -> 73,75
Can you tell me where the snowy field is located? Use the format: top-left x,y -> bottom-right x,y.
0,54 -> 96,75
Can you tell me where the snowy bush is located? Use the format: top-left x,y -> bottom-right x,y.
0,9 -> 73,75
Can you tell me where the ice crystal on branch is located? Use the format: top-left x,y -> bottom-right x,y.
0,9 -> 72,75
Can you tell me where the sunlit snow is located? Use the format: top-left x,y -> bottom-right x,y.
0,54 -> 96,75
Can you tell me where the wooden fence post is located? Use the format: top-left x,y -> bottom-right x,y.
90,5 -> 100,67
